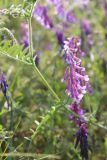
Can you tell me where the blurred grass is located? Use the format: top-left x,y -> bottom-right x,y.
0,0 -> 107,160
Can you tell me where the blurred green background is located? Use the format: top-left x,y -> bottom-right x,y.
0,0 -> 107,159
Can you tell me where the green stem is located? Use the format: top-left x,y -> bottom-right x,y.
32,63 -> 60,101
28,18 -> 33,58
28,14 -> 60,102
31,0 -> 38,18
0,51 -> 32,65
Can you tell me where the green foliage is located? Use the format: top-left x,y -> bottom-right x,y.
0,40 -> 31,64
0,0 -> 107,160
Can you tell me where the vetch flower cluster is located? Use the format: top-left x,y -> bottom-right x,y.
62,36 -> 89,160
62,37 -> 89,103
48,0 -> 76,23
32,1 -> 76,50
33,5 -> 53,29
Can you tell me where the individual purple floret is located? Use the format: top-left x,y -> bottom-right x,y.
66,11 -> 76,23
55,4 -> 65,19
68,103 -> 84,120
33,52 -> 41,68
62,37 -> 89,103
19,21 -> 29,50
81,19 -> 91,35
33,5 -> 53,29
55,30 -> 64,48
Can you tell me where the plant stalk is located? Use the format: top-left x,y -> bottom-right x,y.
28,15 -> 60,102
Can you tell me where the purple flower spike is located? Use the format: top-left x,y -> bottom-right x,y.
33,5 -> 53,29
62,36 -> 89,103
62,36 -> 90,159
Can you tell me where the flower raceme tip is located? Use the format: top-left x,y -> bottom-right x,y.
62,37 -> 89,103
